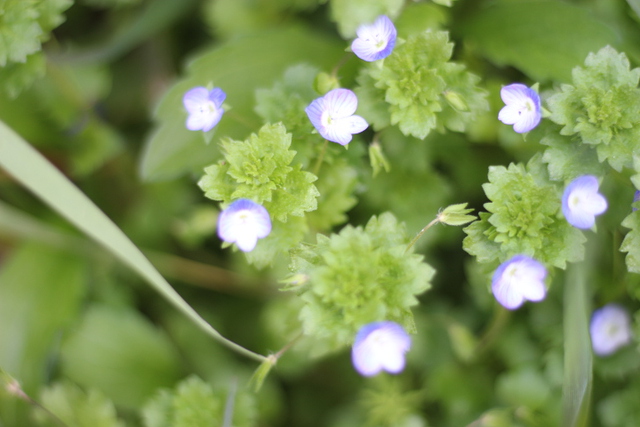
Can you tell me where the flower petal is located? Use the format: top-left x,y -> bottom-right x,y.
590,304 -> 632,356
183,87 -> 210,113
324,88 -> 358,118
351,321 -> 411,377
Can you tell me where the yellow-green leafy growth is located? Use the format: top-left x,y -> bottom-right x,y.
290,212 -> 434,349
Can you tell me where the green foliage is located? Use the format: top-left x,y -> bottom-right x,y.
329,0 -> 404,38
366,30 -> 488,139
140,26 -> 344,181
547,46 -> 640,171
290,213 -> 434,349
198,123 -> 318,266
142,376 -> 256,427
0,0 -> 72,96
459,1 -> 619,82
34,382 -> 124,427
463,155 -> 585,269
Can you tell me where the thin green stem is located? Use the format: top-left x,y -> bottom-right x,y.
312,139 -> 329,177
473,305 -> 511,356
405,217 -> 440,253
274,332 -> 304,360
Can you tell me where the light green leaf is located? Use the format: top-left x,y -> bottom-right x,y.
460,1 -> 619,82
60,305 -> 181,408
0,120 -> 266,363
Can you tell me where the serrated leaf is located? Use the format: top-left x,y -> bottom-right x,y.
141,26 -> 344,181
621,210 -> 640,273
459,1 -> 619,82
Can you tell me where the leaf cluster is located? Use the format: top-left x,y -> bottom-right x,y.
547,46 -> 640,172
463,155 -> 585,269
290,212 -> 434,349
0,0 -> 72,96
362,30 -> 488,139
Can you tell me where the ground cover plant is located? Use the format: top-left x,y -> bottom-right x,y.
1,0 -> 640,426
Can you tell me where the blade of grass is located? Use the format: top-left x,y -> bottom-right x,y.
563,261 -> 593,427
0,120 -> 266,363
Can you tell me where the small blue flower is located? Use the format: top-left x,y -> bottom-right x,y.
492,255 -> 547,310
351,321 -> 411,377
562,175 -> 607,229
351,15 -> 397,62
305,88 -> 368,145
217,199 -> 271,252
633,190 -> 640,212
183,87 -> 226,132
498,83 -> 541,133
590,304 -> 632,356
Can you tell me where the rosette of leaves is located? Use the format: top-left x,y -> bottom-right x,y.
547,46 -> 640,172
289,212 -> 434,350
198,122 -> 319,267
363,30 -> 488,139
463,155 -> 585,269
0,0 -> 72,96
142,376 -> 256,427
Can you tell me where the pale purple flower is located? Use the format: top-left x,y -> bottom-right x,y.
183,87 -> 226,132
562,175 -> 607,229
492,255 -> 547,310
351,15 -> 397,62
498,83 -> 541,133
351,321 -> 411,377
217,199 -> 271,252
633,190 -> 640,212
590,304 -> 632,356
305,88 -> 368,145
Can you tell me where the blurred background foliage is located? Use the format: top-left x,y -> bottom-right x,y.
0,0 -> 640,426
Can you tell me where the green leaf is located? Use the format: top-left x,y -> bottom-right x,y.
540,131 -> 605,182
0,120 -> 266,363
141,26 -> 344,181
329,0 -> 404,38
0,243 -> 85,425
34,382 -> 125,427
459,1 -> 619,82
563,263 -> 593,427
60,305 -> 181,408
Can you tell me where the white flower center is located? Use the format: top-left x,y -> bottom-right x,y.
519,98 -> 535,115
199,101 -> 217,115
